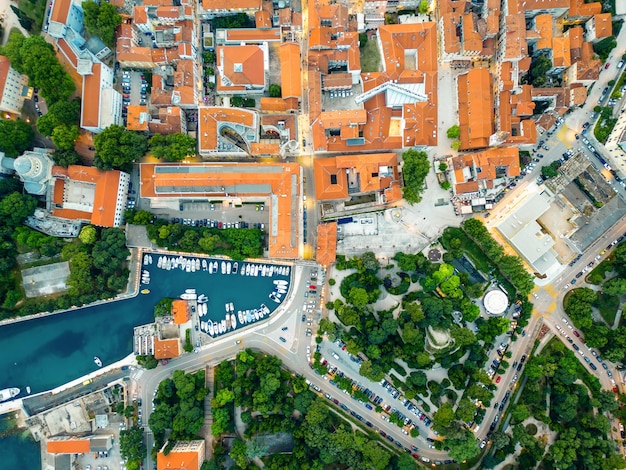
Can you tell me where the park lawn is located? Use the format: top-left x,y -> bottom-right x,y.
360,39 -> 381,73
586,259 -> 614,285
16,0 -> 46,33
595,292 -> 620,326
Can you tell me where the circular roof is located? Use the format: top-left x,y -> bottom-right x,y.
483,290 -> 508,315
14,156 -> 32,175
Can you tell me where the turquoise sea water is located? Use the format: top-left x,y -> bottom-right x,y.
0,414 -> 40,469
0,256 -> 289,394
0,255 -> 290,468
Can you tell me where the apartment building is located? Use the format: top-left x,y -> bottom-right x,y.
0,56 -> 29,115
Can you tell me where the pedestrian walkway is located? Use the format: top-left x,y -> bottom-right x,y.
200,365 -> 215,460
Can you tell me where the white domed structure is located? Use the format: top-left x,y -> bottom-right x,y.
483,289 -> 508,315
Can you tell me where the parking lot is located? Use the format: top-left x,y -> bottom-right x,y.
121,71 -> 148,123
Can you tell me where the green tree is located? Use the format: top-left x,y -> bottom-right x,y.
445,431 -> 480,462
433,402 -> 455,432
401,149 -> 430,204
510,404 -> 530,423
446,125 -> 460,139
0,119 -> 34,157
94,125 -> 148,171
529,54 -> 552,87
361,251 -> 380,272
541,164 -> 559,178
149,133 -> 197,161
82,0 -> 123,47
78,225 -> 97,245
603,277 -> 626,296
0,192 -> 37,226
418,0 -> 429,13
229,438 -> 248,468
212,388 -> 235,408
51,149 -> 82,167
119,426 -> 147,467
348,287 -> 369,308
51,124 -> 80,150
269,84 -> 281,97
246,438 -> 269,458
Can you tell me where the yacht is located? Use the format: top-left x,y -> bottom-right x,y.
226,262 -> 231,275
202,259 -> 208,271
260,303 -> 270,315
0,387 -> 20,402
233,262 -> 239,274
94,356 -> 103,367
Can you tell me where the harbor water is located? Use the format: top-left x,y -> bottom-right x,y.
0,255 -> 291,468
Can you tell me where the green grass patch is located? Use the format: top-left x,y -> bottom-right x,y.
594,106 -> 618,144
595,292 -> 620,326
586,259 -> 614,285
15,0 -> 46,33
360,39 -> 381,73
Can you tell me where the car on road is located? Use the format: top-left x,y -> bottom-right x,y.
605,62 -> 611,69
496,376 -> 501,384
573,331 -> 580,337
279,337 -> 286,343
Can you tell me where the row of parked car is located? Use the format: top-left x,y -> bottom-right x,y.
171,217 -> 264,230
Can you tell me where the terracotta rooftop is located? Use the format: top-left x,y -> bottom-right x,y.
457,68 -> 493,150
201,0 -> 260,11
535,14 -> 553,51
594,13 -> 613,38
47,438 -> 91,454
280,43 -> 301,99
154,338 -> 180,360
126,105 -> 150,131
450,147 -> 520,194
316,222 -> 337,266
217,45 -> 265,91
50,0 -> 71,24
569,0 -> 601,16
222,28 -> 281,42
198,107 -> 256,153
172,299 -> 189,324
139,163 -> 300,259
157,445 -> 201,470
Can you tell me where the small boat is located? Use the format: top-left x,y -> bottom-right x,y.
202,259 -> 208,271
233,262 -> 239,274
143,255 -> 149,266
0,387 -> 20,402
195,259 -> 200,271
246,310 -> 252,323
238,311 -> 244,324
286,266 -> 290,275
209,262 -> 214,274
274,280 -> 288,286
261,303 -> 269,315
157,257 -> 163,268
191,261 -> 196,273
185,261 -> 191,273
221,319 -> 227,332
229,302 -> 234,312
231,314 -> 237,329
202,304 -> 207,316
26,386 -> 31,394
198,294 -> 208,303
217,322 -> 223,334
213,261 -> 218,272
245,264 -> 251,276
240,265 -> 245,276
227,262 -> 231,275
269,292 -> 280,303
185,288 -> 196,294
253,265 -> 259,276
166,258 -> 172,270
225,303 -> 230,313
268,265 -> 274,276
276,287 -> 287,294
208,320 -> 214,336
94,356 -> 103,367
141,289 -> 150,294
254,310 -> 260,321
181,292 -> 197,300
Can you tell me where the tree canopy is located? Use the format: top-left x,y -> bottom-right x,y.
94,125 -> 148,171
82,0 -> 123,47
401,149 -> 430,204
149,133 -> 197,161
0,119 -> 34,157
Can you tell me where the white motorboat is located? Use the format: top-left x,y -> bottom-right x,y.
202,304 -> 207,316
206,320 -> 213,335
233,262 -> 239,274
143,255 -> 149,266
274,280 -> 288,286
231,314 -> 237,329
245,264 -> 251,276
157,257 -> 163,268
276,287 -> 287,294
260,303 -> 269,315
0,387 -> 20,402
209,262 -> 214,274
217,322 -> 223,334
185,288 -> 196,294
229,302 -> 234,313
254,310 -> 259,321
198,294 -> 208,303
246,310 -> 253,323
238,311 -> 244,324
225,303 -> 230,313
221,319 -> 227,332
180,292 -> 197,300
286,266 -> 290,275
227,262 -> 231,275
195,259 -> 200,271
254,265 -> 259,276
221,261 -> 226,274
185,262 -> 191,273
94,356 -> 103,367
191,261 -> 196,273
268,265 -> 274,276
202,259 -> 208,271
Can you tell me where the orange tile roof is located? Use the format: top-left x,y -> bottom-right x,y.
172,299 -> 189,324
249,141 -> 280,155
134,6 -> 148,24
463,15 -> 483,53
217,45 -> 265,90
535,14 -> 553,51
441,14 -> 461,54
201,0 -> 260,12
569,0 -> 602,16
594,13 -> 612,38
450,147 -> 519,194
50,0 -> 71,24
223,28 -> 281,42
198,107 -> 256,153
504,13 -> 527,59
154,338 -> 180,359
552,37 -> 571,67
81,63 -> 101,129
255,10 -> 272,28
316,222 -> 337,266
58,39 -> 78,68
47,438 -> 91,454
126,105 -> 150,131
457,68 -> 493,150
157,448 -> 200,470
0,56 -> 9,100
378,23 -> 438,78
314,157 -> 347,200
280,43 -> 301,99
519,0 -> 569,11
140,163 -> 300,258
